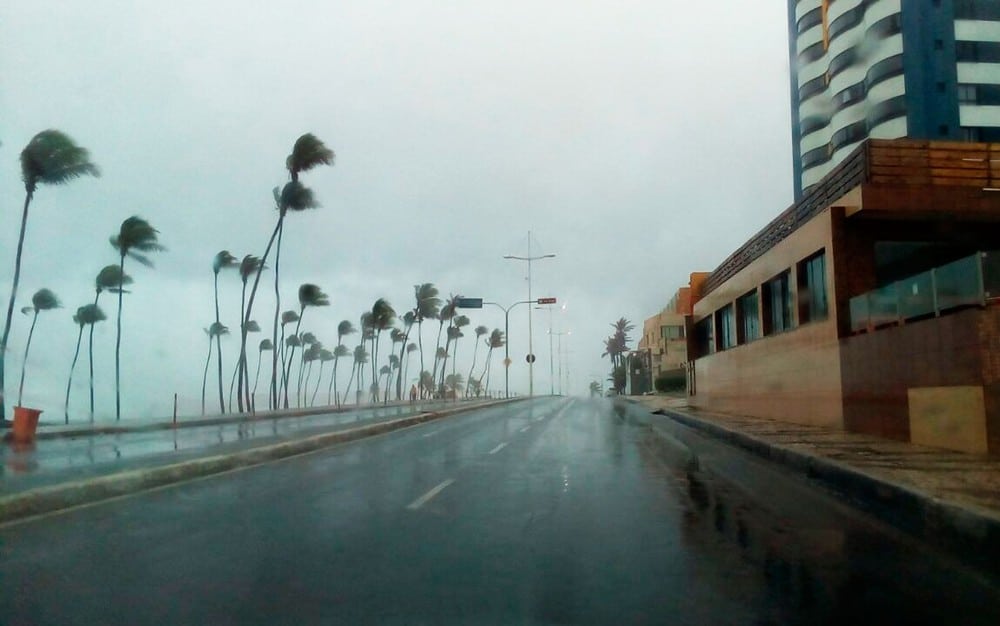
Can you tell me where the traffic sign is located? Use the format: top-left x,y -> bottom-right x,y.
536,297 -> 557,305
526,353 -> 536,364
456,297 -> 483,309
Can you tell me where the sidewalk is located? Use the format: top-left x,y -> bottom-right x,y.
629,394 -> 1000,571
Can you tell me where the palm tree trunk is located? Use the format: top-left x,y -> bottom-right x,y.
89,291 -> 100,421
417,321 -> 425,398
252,348 -> 265,410
311,361 -> 325,407
343,362 -> 357,406
16,312 -> 39,407
403,351 -> 412,397
395,327 -> 411,401
214,273 -> 225,414
227,363 -> 239,414
270,220 -> 286,411
65,324 -> 85,424
370,332 -> 381,404
201,337 -> 212,414
329,358 -> 339,407
431,320 -> 445,390
483,348 -> 494,394
283,311 -> 304,409
114,254 -> 125,420
239,212 -> 283,412
467,341 -> 481,398
0,190 -> 34,422
235,280 -> 247,412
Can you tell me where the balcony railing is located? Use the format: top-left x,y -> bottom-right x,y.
849,251 -> 1000,333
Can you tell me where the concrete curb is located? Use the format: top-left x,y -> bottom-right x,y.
637,402 -> 1000,573
0,398 -> 525,525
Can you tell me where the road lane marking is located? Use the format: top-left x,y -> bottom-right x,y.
406,479 -> 455,510
488,442 -> 508,455
421,431 -> 439,438
519,426 -> 531,433
535,416 -> 545,422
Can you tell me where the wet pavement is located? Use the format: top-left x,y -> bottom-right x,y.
1,397 -> 998,624
0,400 -> 466,494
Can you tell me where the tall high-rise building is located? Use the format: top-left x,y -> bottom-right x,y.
788,0 -> 1000,199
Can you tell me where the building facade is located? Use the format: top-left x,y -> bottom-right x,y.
637,273 -> 709,384
789,0 -> 1000,199
688,139 -> 1000,454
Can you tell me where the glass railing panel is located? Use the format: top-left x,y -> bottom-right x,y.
869,282 -> 900,327
899,270 -> 935,319
935,254 -> 982,312
982,251 -> 1000,300
849,294 -> 870,332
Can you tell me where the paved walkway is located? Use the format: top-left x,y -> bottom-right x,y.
629,394 -> 1000,570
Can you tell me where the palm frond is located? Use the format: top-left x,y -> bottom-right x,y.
206,322 -> 229,338
76,304 -> 106,326
333,345 -> 350,358
259,339 -> 274,351
239,254 -> 265,281
371,298 -> 396,330
111,216 -> 165,266
475,325 -> 489,337
20,129 -> 100,193
246,320 -> 261,333
414,283 -> 441,320
212,250 -> 238,274
298,283 -> 330,308
319,349 -> 335,362
281,310 -> 300,325
96,264 -> 133,291
301,332 -> 318,345
338,320 -> 356,339
286,335 -> 302,348
278,181 -> 319,213
286,133 -> 335,178
31,288 -> 60,311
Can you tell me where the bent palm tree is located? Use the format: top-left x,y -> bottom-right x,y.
239,134 -> 333,412
89,265 -> 130,420
432,296 -> 458,392
329,344 -> 350,407
343,344 -> 368,406
211,250 -> 238,414
252,338 -> 274,410
201,323 -> 228,415
369,298 -> 396,403
394,311 -> 415,400
297,334 -> 319,407
276,310 -> 299,403
481,329 -> 505,395
413,283 -> 441,398
283,284 -> 329,408
313,348 -> 334,407
235,254 -> 265,411
110,216 -> 165,420
334,320 -> 356,408
403,343 -> 417,393
1,130 -> 98,421
65,304 -> 105,423
466,325 -> 488,397
17,288 -> 60,407
229,320 -> 260,412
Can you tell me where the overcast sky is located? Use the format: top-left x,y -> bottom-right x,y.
0,1 -> 793,420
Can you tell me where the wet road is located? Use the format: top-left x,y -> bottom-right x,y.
1,398 -> 999,625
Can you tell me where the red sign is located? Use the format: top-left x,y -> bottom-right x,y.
536,297 -> 557,305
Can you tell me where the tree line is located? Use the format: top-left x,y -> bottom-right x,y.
0,130 -> 508,424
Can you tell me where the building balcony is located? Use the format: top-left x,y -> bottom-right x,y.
849,251 -> 1000,333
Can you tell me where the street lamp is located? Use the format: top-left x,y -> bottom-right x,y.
535,305 -> 555,395
504,231 -> 555,397
457,295 -> 557,399
551,330 -> 570,395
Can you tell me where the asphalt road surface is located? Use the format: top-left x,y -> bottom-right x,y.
2,397 -> 998,625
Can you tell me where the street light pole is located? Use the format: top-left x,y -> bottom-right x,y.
504,231 -> 555,397
552,330 -> 570,395
535,305 -> 555,395
484,300 -> 533,399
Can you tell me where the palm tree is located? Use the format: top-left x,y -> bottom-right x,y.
329,344 -> 350,407
201,322 -> 228,415
466,325 -> 488,397
432,296 -> 458,391
467,377 -> 482,398
65,304 -> 104,423
211,250 -> 238,414
238,134 -> 333,413
110,216 -> 165,420
481,329 -> 505,395
1,130 -> 98,422
343,344 -> 368,406
393,311 -> 416,400
403,343 -> 417,394
445,373 -> 464,399
312,348 -> 334,407
16,288 -> 60,408
385,354 -> 400,404
334,320 -> 356,408
276,310 -> 299,404
297,334 -> 319,407
228,320 -> 260,412
90,265 -> 130,419
283,284 -> 329,408
369,298 -> 396,403
235,254 -> 264,412
413,283 -> 441,398
379,365 -> 392,403
359,313 -> 374,403
442,314 -> 469,391
252,338 -> 274,410
301,343 -> 321,407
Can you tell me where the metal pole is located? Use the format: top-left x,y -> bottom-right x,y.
547,308 -> 554,395
557,333 -> 563,395
504,309 -> 510,399
527,231 -> 534,397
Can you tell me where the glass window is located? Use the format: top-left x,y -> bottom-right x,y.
693,317 -> 713,358
660,325 -> 685,340
737,289 -> 760,343
715,304 -> 736,351
763,271 -> 793,335
798,251 -> 829,324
